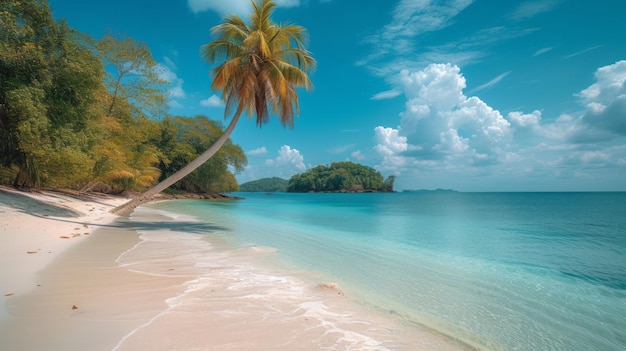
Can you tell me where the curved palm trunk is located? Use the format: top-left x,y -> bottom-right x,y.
111,111 -> 243,215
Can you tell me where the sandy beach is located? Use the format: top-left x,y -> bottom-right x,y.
0,187 -> 467,351
0,187 -> 127,309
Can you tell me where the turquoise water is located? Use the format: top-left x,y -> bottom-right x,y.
148,192 -> 626,350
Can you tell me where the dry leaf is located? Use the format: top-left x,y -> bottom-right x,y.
60,236 -> 70,239
72,305 -> 78,310
27,251 -> 38,254
4,293 -> 14,297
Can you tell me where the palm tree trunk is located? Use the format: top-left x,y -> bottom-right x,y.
110,111 -> 243,215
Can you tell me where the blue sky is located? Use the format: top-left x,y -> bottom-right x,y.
49,0 -> 626,191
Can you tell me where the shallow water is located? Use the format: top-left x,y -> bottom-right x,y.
132,192 -> 626,350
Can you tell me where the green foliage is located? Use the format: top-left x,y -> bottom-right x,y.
95,33 -> 169,120
0,0 -> 247,195
287,162 -> 395,193
239,177 -> 288,192
156,116 -> 247,193
0,0 -> 102,187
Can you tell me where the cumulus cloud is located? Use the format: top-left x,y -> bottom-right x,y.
372,60 -> 626,189
373,126 -> 409,172
577,60 -> 626,137
374,63 -> 514,173
507,110 -> 542,131
200,95 -> 225,107
265,145 -> 306,174
398,63 -> 510,162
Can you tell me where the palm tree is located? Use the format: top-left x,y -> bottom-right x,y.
111,0 -> 315,215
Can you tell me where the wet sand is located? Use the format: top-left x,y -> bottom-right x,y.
0,191 -> 469,350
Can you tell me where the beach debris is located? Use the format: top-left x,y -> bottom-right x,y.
72,305 -> 78,310
4,293 -> 14,297
59,236 -> 70,239
72,233 -> 81,237
84,232 -> 90,235
27,251 -> 38,254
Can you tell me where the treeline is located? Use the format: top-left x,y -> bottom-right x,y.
287,161 -> 395,192
239,177 -> 288,192
0,0 -> 245,193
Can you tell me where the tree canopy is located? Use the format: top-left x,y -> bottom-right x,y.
287,162 -> 395,193
0,0 -> 246,194
239,177 -> 288,192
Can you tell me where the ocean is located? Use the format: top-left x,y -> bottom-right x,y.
123,192 -> 626,350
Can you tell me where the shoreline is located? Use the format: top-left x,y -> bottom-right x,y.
0,189 -> 470,350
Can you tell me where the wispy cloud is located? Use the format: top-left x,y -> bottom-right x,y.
371,89 -> 402,101
509,0 -> 563,21
247,147 -> 268,156
361,0 -> 475,69
563,45 -> 603,59
188,0 -> 306,16
469,71 -> 512,93
533,47 -> 553,57
329,144 -> 355,154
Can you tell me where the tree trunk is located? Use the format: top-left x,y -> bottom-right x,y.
110,111 -> 243,215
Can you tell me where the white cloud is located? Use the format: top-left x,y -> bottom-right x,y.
265,145 -> 306,174
533,47 -> 553,57
469,71 -> 511,93
508,110 -> 542,131
373,126 -> 409,172
372,61 -> 626,190
330,144 -> 354,154
562,45 -> 603,60
361,0 -> 475,73
371,89 -> 402,101
375,63 -> 513,172
188,0 -> 302,16
351,150 -> 365,161
157,64 -> 185,99
509,0 -> 562,21
247,147 -> 268,156
188,0 -> 250,15
200,95 -> 225,107
577,60 -> 626,105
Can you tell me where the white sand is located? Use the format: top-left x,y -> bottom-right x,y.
0,186 -> 127,318
0,188 -> 467,350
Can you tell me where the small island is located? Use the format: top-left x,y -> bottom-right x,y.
287,161 -> 395,193
239,177 -> 289,192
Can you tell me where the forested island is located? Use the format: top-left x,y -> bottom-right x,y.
287,162 -> 394,192
239,177 -> 288,192
0,1 -> 245,195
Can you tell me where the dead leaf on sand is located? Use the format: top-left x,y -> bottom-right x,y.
4,293 -> 14,297
83,232 -> 90,235
27,251 -> 38,254
59,236 -> 70,239
72,305 -> 78,310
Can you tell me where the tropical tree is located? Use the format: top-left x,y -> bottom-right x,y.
112,0 -> 315,214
